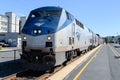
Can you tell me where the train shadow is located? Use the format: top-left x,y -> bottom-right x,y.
0,60 -> 23,78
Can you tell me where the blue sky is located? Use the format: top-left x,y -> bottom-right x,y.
0,0 -> 120,37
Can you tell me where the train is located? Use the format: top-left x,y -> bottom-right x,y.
20,6 -> 103,71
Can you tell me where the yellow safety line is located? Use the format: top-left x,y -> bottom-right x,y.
108,44 -> 120,57
73,46 -> 102,80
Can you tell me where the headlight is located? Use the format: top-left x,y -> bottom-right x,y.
33,30 -> 41,34
23,36 -> 27,40
34,30 -> 37,34
38,30 -> 41,33
47,36 -> 51,40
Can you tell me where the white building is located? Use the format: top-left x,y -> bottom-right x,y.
0,12 -> 22,33
0,15 -> 8,33
0,12 -> 27,47
5,12 -> 19,33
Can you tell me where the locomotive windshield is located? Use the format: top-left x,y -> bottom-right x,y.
30,10 -> 61,19
45,10 -> 61,17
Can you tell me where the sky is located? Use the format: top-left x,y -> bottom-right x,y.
0,0 -> 120,37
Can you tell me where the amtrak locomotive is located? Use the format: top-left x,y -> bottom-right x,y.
20,6 -> 103,71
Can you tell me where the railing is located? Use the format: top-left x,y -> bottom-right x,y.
0,48 -> 22,63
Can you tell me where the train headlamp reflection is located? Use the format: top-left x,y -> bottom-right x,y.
47,36 -> 51,40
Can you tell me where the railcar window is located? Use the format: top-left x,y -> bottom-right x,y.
45,10 -> 61,17
75,19 -> 84,29
69,37 -> 72,45
66,12 -> 70,19
66,11 -> 73,20
69,37 -> 74,45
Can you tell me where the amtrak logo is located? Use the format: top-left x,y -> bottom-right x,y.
76,32 -> 80,40
35,22 -> 44,27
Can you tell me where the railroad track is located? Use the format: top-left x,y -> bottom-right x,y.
2,53 -> 85,80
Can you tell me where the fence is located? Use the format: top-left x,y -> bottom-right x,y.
0,48 -> 22,63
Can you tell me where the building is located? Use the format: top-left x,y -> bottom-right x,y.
113,35 -> 120,43
0,12 -> 27,47
0,12 -> 20,33
0,14 -> 8,33
5,12 -> 20,33
19,16 -> 27,33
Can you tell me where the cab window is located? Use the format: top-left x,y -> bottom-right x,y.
30,12 -> 42,18
45,10 -> 61,17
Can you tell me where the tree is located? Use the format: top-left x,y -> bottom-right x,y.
104,37 -> 109,43
112,36 -> 115,38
